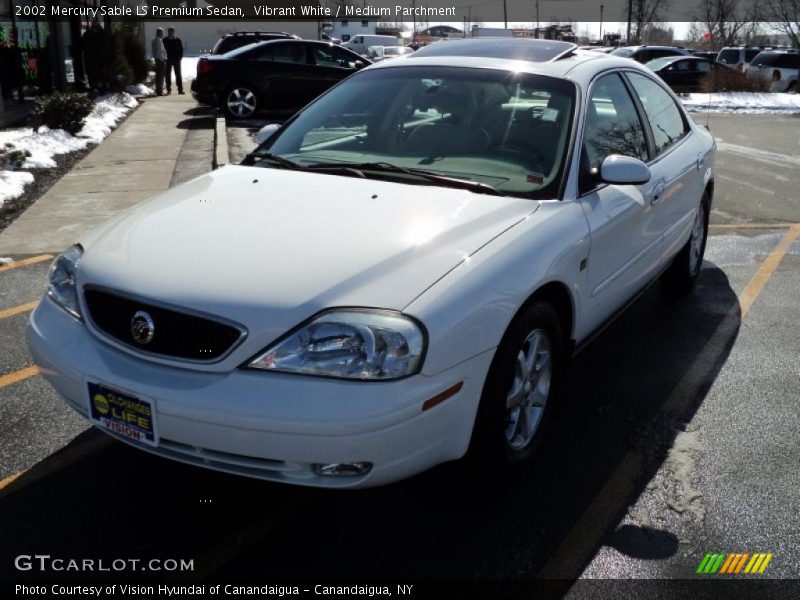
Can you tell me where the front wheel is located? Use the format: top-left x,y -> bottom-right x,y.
469,301 -> 565,465
662,192 -> 709,292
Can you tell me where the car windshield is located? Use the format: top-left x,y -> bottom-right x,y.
253,66 -> 576,199
646,57 -> 677,70
611,48 -> 634,57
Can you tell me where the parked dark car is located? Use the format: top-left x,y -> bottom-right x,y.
192,40 -> 371,118
646,56 -> 731,92
211,32 -> 300,55
610,45 -> 692,63
691,50 -> 718,61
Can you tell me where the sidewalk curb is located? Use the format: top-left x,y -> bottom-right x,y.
214,117 -> 229,169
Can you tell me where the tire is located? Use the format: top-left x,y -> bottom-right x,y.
223,84 -> 258,119
662,192 -> 709,293
469,300 -> 565,466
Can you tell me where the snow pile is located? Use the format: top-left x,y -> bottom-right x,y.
0,257 -> 13,266
0,93 -> 138,206
79,92 -> 138,144
0,127 -> 88,169
127,83 -> 155,97
682,92 -> 800,114
0,171 -> 35,209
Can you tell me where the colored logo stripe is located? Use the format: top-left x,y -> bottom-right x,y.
698,552 -> 773,574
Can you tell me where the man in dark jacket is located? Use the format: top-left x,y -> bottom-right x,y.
163,27 -> 184,94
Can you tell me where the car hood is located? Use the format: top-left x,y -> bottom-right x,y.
78,166 -> 537,359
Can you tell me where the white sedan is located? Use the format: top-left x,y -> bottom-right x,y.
28,39 -> 715,488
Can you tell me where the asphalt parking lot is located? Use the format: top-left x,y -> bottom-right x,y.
1,113 -> 798,594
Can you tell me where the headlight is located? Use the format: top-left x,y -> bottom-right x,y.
47,245 -> 83,320
246,310 -> 425,380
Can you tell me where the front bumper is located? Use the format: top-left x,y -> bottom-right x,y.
27,298 -> 493,488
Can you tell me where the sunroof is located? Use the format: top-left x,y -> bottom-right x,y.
410,38 -> 578,62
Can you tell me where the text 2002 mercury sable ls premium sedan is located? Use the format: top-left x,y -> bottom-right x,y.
28,39 -> 715,488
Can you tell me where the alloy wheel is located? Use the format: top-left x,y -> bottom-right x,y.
227,88 -> 256,118
689,204 -> 706,276
505,329 -> 552,451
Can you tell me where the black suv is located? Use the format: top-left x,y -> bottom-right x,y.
211,32 -> 301,55
192,40 -> 371,118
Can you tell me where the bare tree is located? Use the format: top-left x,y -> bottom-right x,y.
630,0 -> 671,44
763,0 -> 800,47
695,0 -> 761,47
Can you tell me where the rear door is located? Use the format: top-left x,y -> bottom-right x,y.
577,72 -> 662,331
248,42 -> 316,111
624,71 -> 705,268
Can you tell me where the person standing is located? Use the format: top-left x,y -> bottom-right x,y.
163,27 -> 184,95
151,28 -> 167,96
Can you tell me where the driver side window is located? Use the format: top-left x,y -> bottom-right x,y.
580,72 -> 648,195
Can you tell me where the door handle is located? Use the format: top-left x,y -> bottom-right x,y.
650,183 -> 665,206
697,151 -> 705,170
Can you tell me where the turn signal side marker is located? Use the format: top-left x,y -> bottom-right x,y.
422,381 -> 463,411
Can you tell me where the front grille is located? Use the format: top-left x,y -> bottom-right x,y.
83,288 -> 244,361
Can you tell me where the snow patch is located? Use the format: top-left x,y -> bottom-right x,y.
0,170 -> 35,207
79,92 -> 138,144
664,426 -> 705,522
127,83 -> 155,97
0,257 -> 14,266
682,92 -> 800,114
0,127 -> 88,169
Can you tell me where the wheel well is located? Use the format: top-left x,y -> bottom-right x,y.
704,179 -> 714,209
523,282 -> 574,347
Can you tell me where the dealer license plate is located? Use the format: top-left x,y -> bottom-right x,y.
87,382 -> 158,447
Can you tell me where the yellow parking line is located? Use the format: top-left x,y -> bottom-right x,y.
0,254 -> 53,274
537,225 -> 800,580
0,300 -> 38,320
710,223 -> 795,230
0,366 -> 40,389
0,471 -> 24,490
739,225 -> 800,317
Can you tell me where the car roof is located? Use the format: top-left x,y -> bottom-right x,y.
366,40 -> 650,83
410,38 -> 578,62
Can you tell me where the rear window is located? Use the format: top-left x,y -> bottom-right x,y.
717,49 -> 739,64
611,48 -> 634,58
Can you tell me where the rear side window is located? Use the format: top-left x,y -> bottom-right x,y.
717,49 -> 739,64
750,53 -> 779,67
311,46 -> 360,69
626,73 -> 688,156
776,54 -> 800,69
253,43 -> 307,64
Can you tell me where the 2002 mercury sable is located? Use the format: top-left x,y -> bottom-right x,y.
28,39 -> 715,488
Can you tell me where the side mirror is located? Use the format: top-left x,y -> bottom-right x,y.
254,123 -> 281,145
600,154 -> 651,185
354,60 -> 366,69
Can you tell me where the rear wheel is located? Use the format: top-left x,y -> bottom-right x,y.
223,85 -> 258,119
662,192 -> 709,292
469,301 -> 565,465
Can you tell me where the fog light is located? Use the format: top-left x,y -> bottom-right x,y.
312,462 -> 373,477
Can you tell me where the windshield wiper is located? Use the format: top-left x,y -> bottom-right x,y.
244,151 -> 302,170
307,162 -> 505,196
